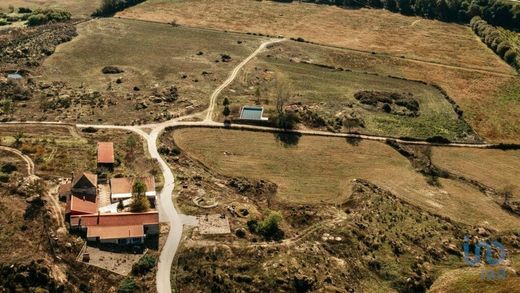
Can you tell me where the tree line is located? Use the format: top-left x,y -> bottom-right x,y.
471,16 -> 519,70
278,0 -> 520,30
92,0 -> 146,17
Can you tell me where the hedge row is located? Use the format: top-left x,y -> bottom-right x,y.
471,16 -> 519,70
279,0 -> 520,31
26,9 -> 71,26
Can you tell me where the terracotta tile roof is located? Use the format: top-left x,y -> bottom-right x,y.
67,195 -> 97,214
70,211 -> 159,227
97,142 -> 114,164
111,176 -> 155,195
87,225 -> 144,240
72,172 -> 97,189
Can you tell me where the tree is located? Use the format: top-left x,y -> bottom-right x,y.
0,99 -> 14,117
130,180 -> 150,213
257,211 -> 284,241
117,277 -> 137,293
223,97 -> 230,107
398,0 -> 413,15
385,0 -> 398,12
126,135 -> 137,161
13,132 -> 23,147
222,105 -> 231,119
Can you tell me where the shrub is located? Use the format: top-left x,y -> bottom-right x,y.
93,0 -> 146,17
131,255 -> 156,275
0,19 -> 8,26
504,49 -> 518,65
256,211 -> 284,241
117,277 -> 137,293
497,42 -> 512,57
27,14 -> 48,26
1,163 -> 17,174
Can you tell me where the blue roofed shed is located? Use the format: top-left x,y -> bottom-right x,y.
239,106 -> 268,121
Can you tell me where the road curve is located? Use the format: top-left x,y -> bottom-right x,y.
205,38 -> 286,122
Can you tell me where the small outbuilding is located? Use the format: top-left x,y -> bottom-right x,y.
97,142 -> 114,172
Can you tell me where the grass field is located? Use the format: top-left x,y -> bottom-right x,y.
251,40 -> 520,143
36,17 -> 265,123
170,128 -> 520,230
119,0 -> 511,73
222,56 -> 472,140
432,147 -> 520,200
119,0 -> 520,143
0,0 -> 101,18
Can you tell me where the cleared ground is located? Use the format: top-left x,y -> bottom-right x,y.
119,0 -> 511,73
0,0 -> 101,18
432,147 -> 520,200
37,17 -> 265,124
171,128 -> 520,231
221,56 -> 472,140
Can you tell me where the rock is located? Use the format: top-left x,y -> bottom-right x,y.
101,66 -> 124,74
220,54 -> 232,62
477,227 -> 490,237
135,102 -> 148,110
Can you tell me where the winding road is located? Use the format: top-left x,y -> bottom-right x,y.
0,36 -> 504,292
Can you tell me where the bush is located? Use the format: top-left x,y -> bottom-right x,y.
26,9 -> 71,26
504,49 -> 518,65
0,19 -> 8,26
117,277 -> 137,293
131,255 -> 156,275
1,163 -> 17,174
256,211 -> 284,241
27,14 -> 48,26
497,41 -> 512,57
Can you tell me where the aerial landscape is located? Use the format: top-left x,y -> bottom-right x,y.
0,0 -> 520,292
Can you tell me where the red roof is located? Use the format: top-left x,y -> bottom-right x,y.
97,142 -> 114,164
66,195 -> 97,215
70,211 -> 159,227
87,225 -> 144,240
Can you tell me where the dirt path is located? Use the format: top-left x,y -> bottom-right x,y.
205,38 -> 286,121
0,145 -> 34,175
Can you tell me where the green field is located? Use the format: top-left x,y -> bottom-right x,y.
170,128 -> 520,231
221,55 -> 473,140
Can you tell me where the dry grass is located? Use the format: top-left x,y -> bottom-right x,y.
255,41 -> 520,143
119,0 -> 520,143
36,17 -> 265,124
432,147 -> 520,200
119,0 -> 512,73
222,56 -> 472,140
0,0 -> 101,18
0,125 -> 160,182
171,128 -> 520,230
